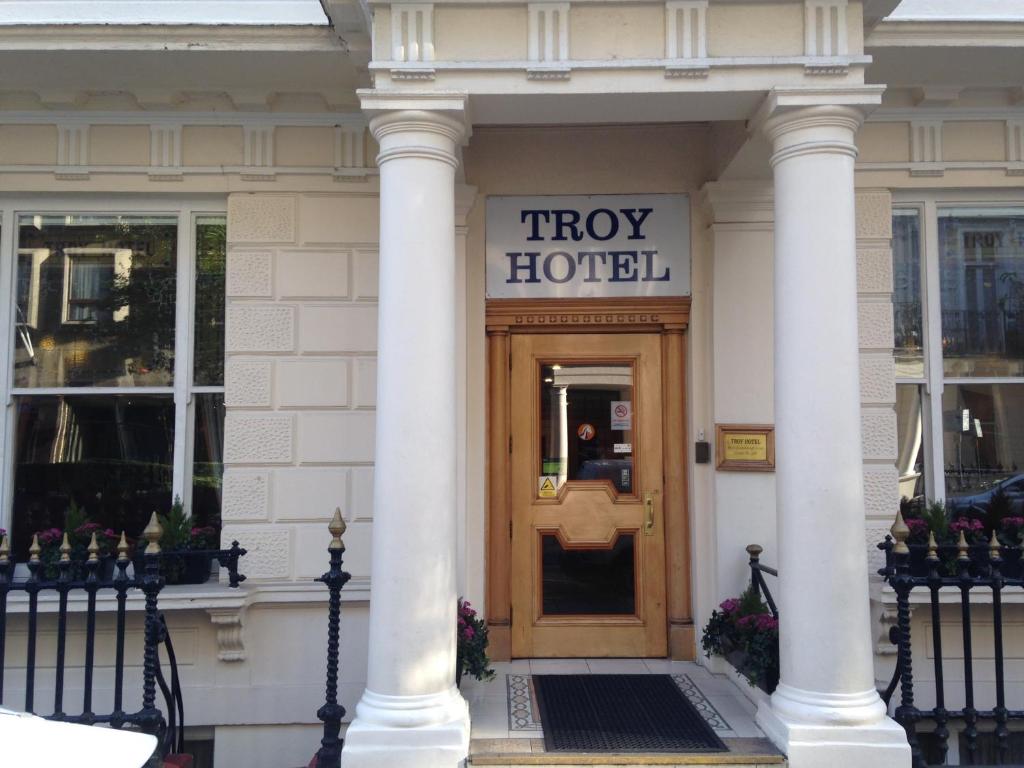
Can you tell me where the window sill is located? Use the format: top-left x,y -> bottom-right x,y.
1,578 -> 370,662
878,583 -> 1024,606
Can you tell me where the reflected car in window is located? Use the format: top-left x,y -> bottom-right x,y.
948,474 -> 1024,516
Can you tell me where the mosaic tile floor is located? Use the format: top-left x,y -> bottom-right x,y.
463,660 -> 766,742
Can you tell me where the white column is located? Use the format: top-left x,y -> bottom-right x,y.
557,385 -> 569,488
756,104 -> 910,768
343,95 -> 470,768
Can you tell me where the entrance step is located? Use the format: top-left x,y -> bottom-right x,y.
468,738 -> 786,767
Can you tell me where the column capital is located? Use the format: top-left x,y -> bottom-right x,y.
751,86 -> 884,167
359,89 -> 470,168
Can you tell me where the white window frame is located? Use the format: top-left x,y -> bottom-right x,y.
0,195 -> 227,537
893,189 -> 1024,504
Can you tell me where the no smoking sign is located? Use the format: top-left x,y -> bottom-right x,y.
610,400 -> 632,430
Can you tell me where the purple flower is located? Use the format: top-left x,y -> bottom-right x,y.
951,518 -> 985,534
719,598 -> 740,615
906,519 -> 928,533
1001,517 -> 1024,530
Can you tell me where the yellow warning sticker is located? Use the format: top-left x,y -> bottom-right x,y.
538,476 -> 558,498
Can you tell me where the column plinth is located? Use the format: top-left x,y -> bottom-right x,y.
755,104 -> 910,768
342,95 -> 470,768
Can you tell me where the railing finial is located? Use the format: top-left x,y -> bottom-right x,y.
891,509 -> 910,555
957,530 -> 970,561
989,530 -> 1002,562
0,533 -> 9,564
29,534 -> 41,563
117,531 -> 130,562
926,531 -> 939,562
87,532 -> 100,563
144,512 -> 163,555
746,543 -> 763,561
329,508 -> 347,552
60,532 -> 72,562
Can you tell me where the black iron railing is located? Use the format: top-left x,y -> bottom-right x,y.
746,544 -> 778,619
0,514 -> 246,760
314,509 -> 351,768
879,512 -> 1024,767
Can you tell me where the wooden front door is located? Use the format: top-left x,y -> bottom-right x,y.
509,333 -> 668,658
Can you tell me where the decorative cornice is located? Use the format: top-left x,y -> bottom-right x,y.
867,19 -> 1024,48
485,297 -> 691,333
370,54 -> 873,82
0,24 -> 344,53
0,110 -> 367,127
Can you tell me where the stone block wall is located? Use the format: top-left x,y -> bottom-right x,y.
222,191 -> 380,584
855,189 -> 898,572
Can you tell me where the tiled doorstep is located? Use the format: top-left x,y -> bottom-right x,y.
465,661 -> 765,742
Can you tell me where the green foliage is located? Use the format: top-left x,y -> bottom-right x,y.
921,499 -> 950,541
985,488 -> 1013,532
64,499 -> 88,538
158,496 -> 192,551
737,585 -> 766,617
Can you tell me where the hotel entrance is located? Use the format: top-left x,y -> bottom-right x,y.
509,332 -> 667,657
485,298 -> 693,660
483,194 -> 695,660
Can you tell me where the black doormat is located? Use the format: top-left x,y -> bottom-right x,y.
532,674 -> 728,754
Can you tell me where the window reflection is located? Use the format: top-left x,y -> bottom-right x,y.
541,534 -> 636,616
896,384 -> 926,501
939,210 -> 1024,377
14,215 -> 178,388
893,211 -> 924,379
192,393 -> 225,529
942,383 -> 1024,504
194,217 -> 226,386
539,363 -> 634,494
11,395 -> 174,558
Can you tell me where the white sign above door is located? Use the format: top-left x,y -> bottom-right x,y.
485,194 -> 690,299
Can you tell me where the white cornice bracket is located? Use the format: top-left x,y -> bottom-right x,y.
1008,119 -> 1024,176
56,123 -> 89,180
665,0 -> 707,60
805,0 -> 848,56
910,118 -> 943,177
528,2 -> 570,64
390,3 -> 435,62
243,124 -> 276,180
149,124 -> 183,181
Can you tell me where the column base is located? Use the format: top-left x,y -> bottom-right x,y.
341,687 -> 470,768
756,685 -> 910,768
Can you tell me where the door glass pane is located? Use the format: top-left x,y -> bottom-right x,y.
942,383 -> 1024,510
11,394 -> 174,558
938,209 -> 1024,377
14,214 -> 178,388
541,533 -> 636,615
539,363 -> 634,494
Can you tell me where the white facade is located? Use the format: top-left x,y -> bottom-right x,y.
0,1 -> 1023,766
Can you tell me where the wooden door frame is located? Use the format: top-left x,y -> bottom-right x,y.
485,297 -> 694,660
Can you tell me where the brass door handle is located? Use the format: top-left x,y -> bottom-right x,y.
643,491 -> 655,536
